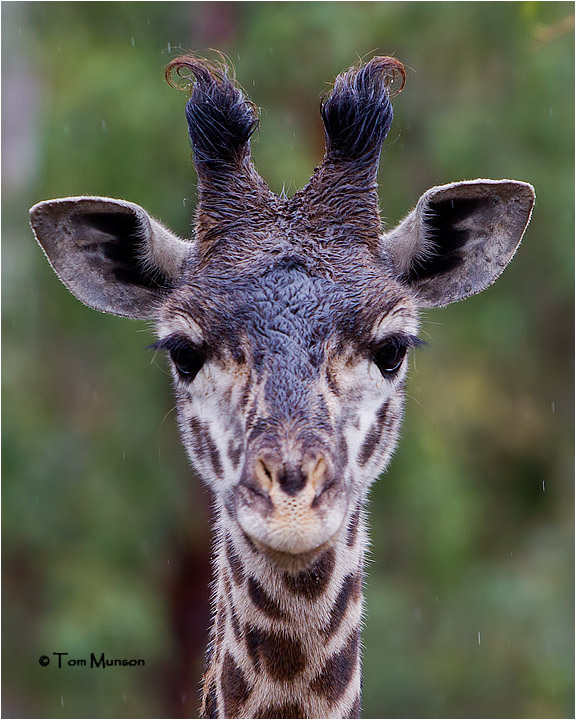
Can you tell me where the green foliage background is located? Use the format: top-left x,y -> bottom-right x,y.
2,2 -> 573,718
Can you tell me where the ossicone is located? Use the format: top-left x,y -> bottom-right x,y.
165,55 -> 259,170
321,56 -> 406,163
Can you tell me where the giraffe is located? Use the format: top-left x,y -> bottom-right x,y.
30,55 -> 534,719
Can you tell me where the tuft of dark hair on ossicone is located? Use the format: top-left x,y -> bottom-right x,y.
321,56 -> 406,163
165,55 -> 259,169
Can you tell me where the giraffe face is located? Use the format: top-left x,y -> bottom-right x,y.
30,54 -> 534,565
156,248 -> 420,557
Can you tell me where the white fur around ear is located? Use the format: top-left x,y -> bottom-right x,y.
30,196 -> 193,319
381,179 -> 535,308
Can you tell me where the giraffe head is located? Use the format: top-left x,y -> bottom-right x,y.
30,57 -> 534,564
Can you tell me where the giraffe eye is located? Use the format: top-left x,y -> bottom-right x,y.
149,334 -> 206,382
373,338 -> 408,377
170,344 -> 205,381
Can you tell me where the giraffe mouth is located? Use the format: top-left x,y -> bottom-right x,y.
234,478 -> 348,559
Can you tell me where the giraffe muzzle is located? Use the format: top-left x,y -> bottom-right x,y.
234,450 -> 348,556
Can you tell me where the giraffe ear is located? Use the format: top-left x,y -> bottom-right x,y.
30,196 -> 192,319
382,180 -> 535,308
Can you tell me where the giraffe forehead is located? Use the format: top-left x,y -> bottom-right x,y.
169,256 -> 407,357
240,268 -> 344,360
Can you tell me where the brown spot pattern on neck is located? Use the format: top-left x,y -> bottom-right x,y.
248,576 -> 286,619
346,506 -> 361,547
221,651 -> 251,718
225,536 -> 245,586
324,571 -> 362,637
311,628 -> 361,702
246,625 -> 307,681
253,702 -> 306,718
203,679 -> 218,719
283,547 -> 336,599
205,523 -> 366,717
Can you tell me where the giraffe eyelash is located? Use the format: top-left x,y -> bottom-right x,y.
148,333 -> 203,355
370,333 -> 427,353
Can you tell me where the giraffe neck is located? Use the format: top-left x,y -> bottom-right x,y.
200,502 -> 367,719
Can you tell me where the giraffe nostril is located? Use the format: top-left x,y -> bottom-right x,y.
250,450 -> 333,498
310,456 -> 328,492
254,458 -> 275,493
301,451 -> 333,496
